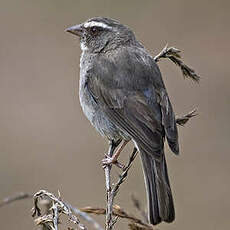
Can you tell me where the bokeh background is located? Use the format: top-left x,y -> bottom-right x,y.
0,0 -> 229,229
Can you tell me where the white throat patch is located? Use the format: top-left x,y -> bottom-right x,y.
84,21 -> 111,29
80,42 -> 88,51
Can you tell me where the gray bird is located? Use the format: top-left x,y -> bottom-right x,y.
66,17 -> 179,225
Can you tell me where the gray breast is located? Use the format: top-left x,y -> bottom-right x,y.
79,52 -> 122,141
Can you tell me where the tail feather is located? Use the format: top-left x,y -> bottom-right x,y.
140,149 -> 175,225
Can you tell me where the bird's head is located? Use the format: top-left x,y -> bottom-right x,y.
66,17 -> 137,53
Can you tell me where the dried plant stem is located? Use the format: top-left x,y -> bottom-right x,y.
104,145 -> 138,230
112,148 -> 138,197
81,204 -> 153,230
154,44 -> 200,82
68,203 -> 104,230
32,190 -> 89,230
0,192 -> 32,208
176,109 -> 198,126
104,142 -> 115,230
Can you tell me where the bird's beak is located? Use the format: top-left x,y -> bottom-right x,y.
65,24 -> 83,37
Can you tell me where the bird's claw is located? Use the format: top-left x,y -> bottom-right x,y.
102,156 -> 115,166
102,155 -> 125,170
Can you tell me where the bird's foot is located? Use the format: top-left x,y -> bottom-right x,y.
102,155 -> 125,169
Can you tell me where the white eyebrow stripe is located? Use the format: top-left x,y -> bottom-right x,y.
84,21 -> 111,29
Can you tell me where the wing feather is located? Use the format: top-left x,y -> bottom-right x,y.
87,47 -> 179,157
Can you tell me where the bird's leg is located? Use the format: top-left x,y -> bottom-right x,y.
102,140 -> 129,168
102,139 -> 121,167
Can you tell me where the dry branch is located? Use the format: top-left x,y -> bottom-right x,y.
104,143 -> 114,230
154,44 -> 200,82
176,109 -> 198,126
81,204 -> 154,230
104,146 -> 138,230
0,192 -> 32,208
32,190 -> 89,230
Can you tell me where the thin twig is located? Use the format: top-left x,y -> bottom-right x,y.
67,203 -> 104,230
52,203 -> 59,230
154,44 -> 200,82
81,205 -> 153,229
32,190 -> 88,230
34,214 -> 54,230
104,146 -> 138,229
111,148 -> 138,197
0,192 -> 32,208
176,109 -> 198,126
104,142 -> 115,230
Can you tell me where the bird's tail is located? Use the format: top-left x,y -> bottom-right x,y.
140,149 -> 175,225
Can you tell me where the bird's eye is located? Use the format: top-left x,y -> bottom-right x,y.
90,26 -> 100,36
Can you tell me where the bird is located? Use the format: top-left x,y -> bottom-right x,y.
66,17 -> 179,225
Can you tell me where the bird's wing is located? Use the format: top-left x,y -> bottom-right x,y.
86,47 -> 179,157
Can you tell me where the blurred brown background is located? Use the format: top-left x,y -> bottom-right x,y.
0,0 -> 229,229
